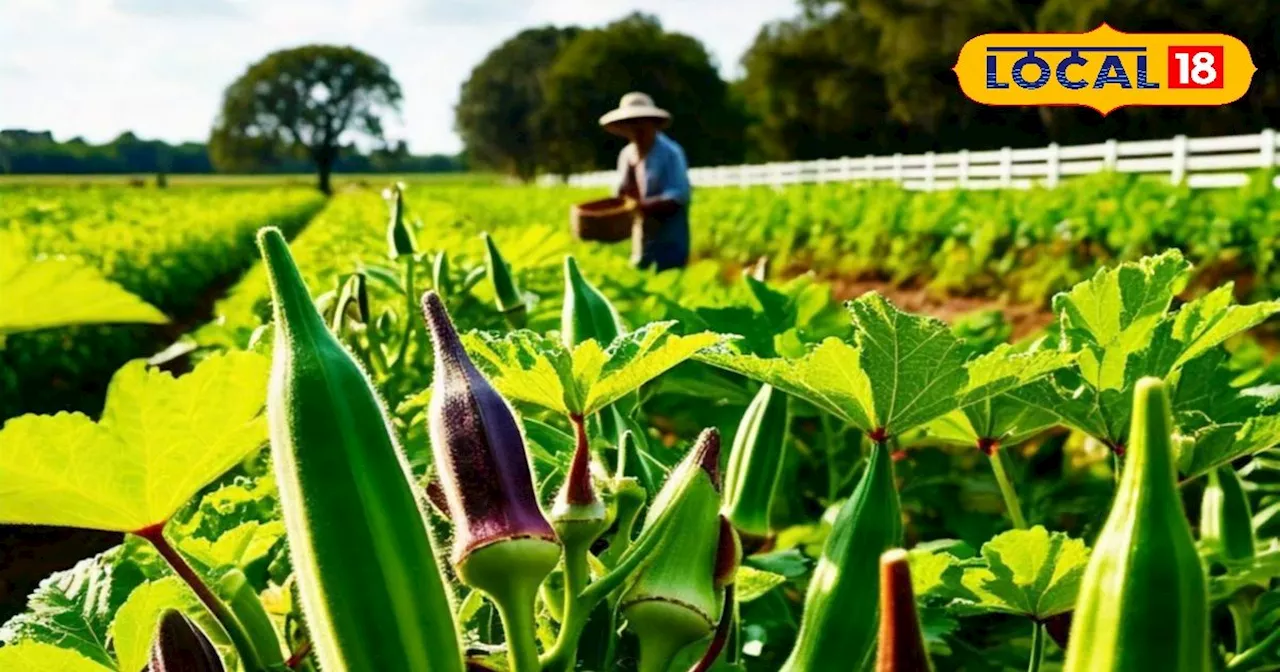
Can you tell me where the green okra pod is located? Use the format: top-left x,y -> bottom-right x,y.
482,232 -> 526,325
433,250 -> 452,298
257,228 -> 464,672
148,609 -> 225,672
782,439 -> 903,671
1064,377 -> 1209,672
621,429 -> 724,672
723,383 -> 790,539
1200,464 -> 1256,562
217,569 -> 286,668
875,549 -> 933,672
386,184 -> 418,260
561,255 -> 625,348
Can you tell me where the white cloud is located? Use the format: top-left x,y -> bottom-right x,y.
0,0 -> 797,153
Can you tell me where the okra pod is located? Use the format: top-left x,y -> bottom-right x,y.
875,549 -> 932,672
1064,377 -> 1209,672
561,255 -> 625,348
258,228 -> 464,672
621,429 -> 724,672
1200,464 -> 1256,562
386,185 -> 418,260
723,383 -> 790,539
782,440 -> 903,671
422,290 -> 560,672
148,609 -> 225,672
481,232 -> 526,324
217,569 -> 286,668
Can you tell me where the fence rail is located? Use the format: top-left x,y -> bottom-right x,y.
539,129 -> 1280,192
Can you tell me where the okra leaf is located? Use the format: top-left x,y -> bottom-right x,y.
178,521 -> 286,572
1052,249 -> 1190,391
1208,548 -> 1280,604
907,548 -> 959,599
0,231 -> 168,336
0,643 -> 113,672
0,547 -> 148,668
0,351 -> 270,532
1177,414 -> 1280,479
930,347 -> 1076,446
463,322 -> 722,417
699,293 -> 966,438
110,577 -> 232,672
734,566 -> 788,602
945,526 -> 1090,620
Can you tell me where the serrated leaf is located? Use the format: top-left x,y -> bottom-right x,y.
0,232 -> 168,336
464,322 -> 721,416
699,293 -> 966,437
1178,414 -> 1280,479
0,351 -> 270,532
178,521 -> 285,571
735,566 -> 788,602
907,549 -> 957,599
0,547 -> 146,668
947,526 -> 1089,620
932,346 -> 1076,446
0,642 -> 113,671
1052,249 -> 1189,391
109,577 -> 228,672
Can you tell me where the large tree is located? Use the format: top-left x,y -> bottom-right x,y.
210,45 -> 402,194
540,13 -> 747,173
455,26 -> 580,181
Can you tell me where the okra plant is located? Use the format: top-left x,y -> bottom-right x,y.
2,192 -> 1279,672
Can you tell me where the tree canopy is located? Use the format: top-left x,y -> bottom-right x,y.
209,45 -> 403,193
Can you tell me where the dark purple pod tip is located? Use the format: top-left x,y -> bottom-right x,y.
422,291 -> 464,359
713,515 -> 742,588
691,428 -> 722,490
149,609 -> 224,672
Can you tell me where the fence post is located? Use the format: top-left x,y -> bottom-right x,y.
839,156 -> 853,181
957,150 -> 970,188
864,155 -> 874,182
892,153 -> 904,184
1103,139 -> 1119,171
999,147 -> 1013,187
1261,129 -> 1277,169
1171,134 -> 1188,185
923,152 -> 936,191
772,162 -> 785,189
1046,142 -> 1060,188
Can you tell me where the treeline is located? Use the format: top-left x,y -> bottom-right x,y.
0,130 -> 463,175
457,3 -> 1280,178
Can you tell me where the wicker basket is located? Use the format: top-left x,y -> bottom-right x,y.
571,197 -> 638,243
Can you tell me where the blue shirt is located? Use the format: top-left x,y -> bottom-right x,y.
615,132 -> 691,269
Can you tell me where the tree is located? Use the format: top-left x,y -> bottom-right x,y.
209,45 -> 403,194
540,13 -> 747,173
455,26 -> 580,181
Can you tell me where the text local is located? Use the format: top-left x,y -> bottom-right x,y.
986,47 -> 1160,90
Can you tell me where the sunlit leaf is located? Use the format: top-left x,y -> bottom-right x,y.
946,526 -> 1090,620
0,642 -> 113,671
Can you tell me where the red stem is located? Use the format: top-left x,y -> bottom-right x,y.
135,523 -> 265,672
286,640 -> 313,669
565,414 -> 597,505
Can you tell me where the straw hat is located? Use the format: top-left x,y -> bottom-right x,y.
599,92 -> 671,133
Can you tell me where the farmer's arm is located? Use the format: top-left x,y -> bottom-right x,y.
638,144 -> 689,217
614,147 -> 631,198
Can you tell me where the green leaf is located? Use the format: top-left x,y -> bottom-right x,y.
109,578 -> 217,672
0,231 -> 168,336
178,521 -> 286,572
1208,548 -> 1280,604
464,322 -> 722,417
1052,249 -> 1189,391
734,566 -> 788,602
947,526 -> 1089,620
0,547 -> 147,668
1178,414 -> 1280,479
907,548 -> 957,599
931,346 -> 1076,446
0,351 -> 270,532
699,293 -> 966,437
0,642 -> 113,671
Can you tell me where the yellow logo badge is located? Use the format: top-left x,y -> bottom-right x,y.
953,24 -> 1256,113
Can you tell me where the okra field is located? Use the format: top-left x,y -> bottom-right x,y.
2,175 -> 1280,672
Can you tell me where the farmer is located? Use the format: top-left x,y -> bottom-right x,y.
600,92 -> 692,271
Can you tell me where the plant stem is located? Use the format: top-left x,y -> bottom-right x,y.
539,569 -> 593,671
393,256 -> 416,368
1228,622 -> 1280,671
135,524 -> 268,672
1229,592 -> 1255,653
986,443 -> 1029,529
1027,622 -> 1045,672
490,580 -> 542,672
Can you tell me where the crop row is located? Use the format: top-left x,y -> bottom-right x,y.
0,186 -> 325,419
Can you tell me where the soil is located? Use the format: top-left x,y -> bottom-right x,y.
824,276 -> 1056,341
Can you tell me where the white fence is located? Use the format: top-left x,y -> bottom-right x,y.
541,129 -> 1280,192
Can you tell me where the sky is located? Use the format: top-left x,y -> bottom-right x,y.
0,0 -> 798,155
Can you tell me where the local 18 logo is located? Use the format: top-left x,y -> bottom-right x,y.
953,24 -> 1256,113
